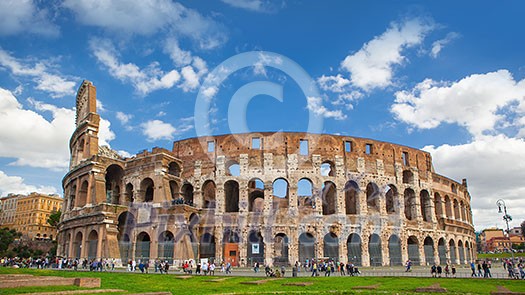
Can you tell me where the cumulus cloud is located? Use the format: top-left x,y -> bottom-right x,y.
0,170 -> 57,197
306,96 -> 346,120
391,70 -> 525,137
430,32 -> 460,58
221,0 -> 281,13
116,111 -> 133,125
341,18 -> 434,92
0,48 -> 77,97
424,135 -> 525,229
63,0 -> 227,49
0,0 -> 59,37
0,87 -> 115,171
140,118 -> 193,141
90,38 -> 181,95
141,120 -> 177,141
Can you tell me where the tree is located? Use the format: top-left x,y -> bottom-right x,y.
521,220 -> 525,238
0,227 -> 22,256
47,210 -> 61,229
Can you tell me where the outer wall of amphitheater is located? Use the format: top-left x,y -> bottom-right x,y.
57,81 -> 476,268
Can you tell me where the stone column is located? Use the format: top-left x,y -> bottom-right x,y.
215,227 -> 223,263
419,239 -> 426,266
288,183 -> 298,215
68,230 -> 75,258
239,184 -> 249,214
80,227 -> 87,259
263,185 -> 272,215
339,235 -> 347,263
444,241 -> 451,264
289,228 -> 299,265
361,235 -> 370,267
433,240 -> 440,265
381,235 -> 389,266
357,190 -> 367,215
264,238 -> 274,267
96,224 -> 104,259
239,229 -> 248,267
400,236 -> 408,265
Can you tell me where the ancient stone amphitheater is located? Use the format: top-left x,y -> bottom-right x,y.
57,81 -> 476,267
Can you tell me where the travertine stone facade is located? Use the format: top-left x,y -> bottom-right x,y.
58,81 -> 476,267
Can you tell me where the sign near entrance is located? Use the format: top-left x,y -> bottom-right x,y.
252,243 -> 260,254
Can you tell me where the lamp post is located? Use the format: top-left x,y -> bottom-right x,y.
496,199 -> 515,263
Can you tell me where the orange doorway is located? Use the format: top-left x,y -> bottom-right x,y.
223,243 -> 239,266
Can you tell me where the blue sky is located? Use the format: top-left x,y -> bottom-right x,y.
1,0 -> 525,230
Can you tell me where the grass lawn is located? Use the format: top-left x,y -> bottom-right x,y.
477,252 -> 525,259
1,267 -> 525,294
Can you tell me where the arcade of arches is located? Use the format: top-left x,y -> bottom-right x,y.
58,81 -> 476,267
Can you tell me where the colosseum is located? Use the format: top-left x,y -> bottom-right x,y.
57,81 -> 476,267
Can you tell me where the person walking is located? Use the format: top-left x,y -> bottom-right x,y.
470,261 -> 476,277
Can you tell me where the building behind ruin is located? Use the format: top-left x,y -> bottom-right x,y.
57,81 -> 476,266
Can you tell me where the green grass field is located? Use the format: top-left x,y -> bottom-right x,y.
1,267 -> 524,294
477,252 -> 525,259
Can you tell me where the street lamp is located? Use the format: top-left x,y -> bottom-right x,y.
496,199 -> 515,263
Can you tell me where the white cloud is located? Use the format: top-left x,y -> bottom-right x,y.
141,120 -> 177,141
341,18 -> 434,91
116,111 -> 133,125
391,70 -> 525,137
0,48 -> 77,97
430,32 -> 460,58
140,118 -> 194,142
63,0 -> 227,49
179,66 -> 200,92
0,88 -> 115,171
0,0 -> 59,37
90,38 -> 181,95
253,53 -> 283,77
0,170 -> 57,197
164,38 -> 193,67
423,135 -> 525,229
221,0 -> 281,13
318,74 -> 351,93
306,96 -> 346,120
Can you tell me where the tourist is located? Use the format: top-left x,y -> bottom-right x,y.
436,265 -> 442,278
470,261 -> 476,277
451,265 -> 456,278
209,262 -> 216,275
339,262 -> 345,276
431,264 -> 437,277
444,264 -> 450,277
253,261 -> 259,273
405,259 -> 412,272
281,265 -> 286,277
311,262 -> 318,277
265,265 -> 271,277
477,262 -> 483,277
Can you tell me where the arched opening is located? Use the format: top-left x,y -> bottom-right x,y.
424,237 -> 435,265
202,180 -> 216,209
175,232 -> 197,261
388,235 -> 402,266
247,230 -> 264,265
158,231 -> 174,264
135,232 -> 151,262
434,193 -> 442,219
322,181 -> 336,215
168,162 -> 181,177
347,233 -> 362,266
125,183 -> 134,204
366,182 -> 380,212
404,188 -> 417,220
453,199 -> 460,220
199,232 -> 216,262
465,241 -> 472,262
458,240 -> 465,264
169,180 -> 179,200
297,178 -> 314,209
460,201 -> 466,221
77,180 -> 88,207
438,238 -> 447,265
274,233 -> 289,266
402,170 -> 414,184
272,178 -> 289,209
117,211 -> 135,264
226,161 -> 240,176
69,185 -> 76,210
181,182 -> 194,205
320,161 -> 335,176
87,230 -> 98,260
449,239 -> 457,264
140,178 -> 154,202
385,185 -> 398,214
248,178 -> 264,212
223,229 -> 240,266
73,232 -> 83,259
451,183 -> 457,194
445,195 -> 453,218
105,164 -> 124,205
407,236 -> 420,265
323,232 -> 339,260
344,180 -> 359,214
298,232 -> 315,263
420,190 -> 432,222
369,233 -> 382,266
225,180 -> 239,212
